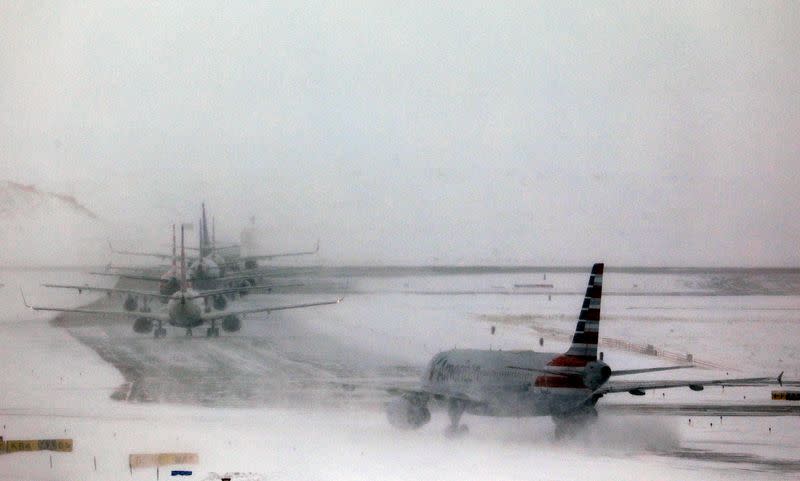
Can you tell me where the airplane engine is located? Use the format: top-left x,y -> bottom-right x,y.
212,294 -> 227,311
222,315 -> 241,332
124,295 -> 138,312
237,279 -> 254,296
386,398 -> 431,430
133,317 -> 153,334
582,361 -> 611,390
244,260 -> 257,270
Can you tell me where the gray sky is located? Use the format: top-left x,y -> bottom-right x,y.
2,1 -> 799,266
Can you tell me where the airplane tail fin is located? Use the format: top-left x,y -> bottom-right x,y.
564,263 -> 603,360
171,224 -> 177,269
180,224 -> 187,293
200,202 -> 211,257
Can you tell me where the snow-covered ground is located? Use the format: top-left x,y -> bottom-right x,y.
0,268 -> 798,480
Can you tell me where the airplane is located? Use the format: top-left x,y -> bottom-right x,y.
81,223 -> 302,313
102,222 -> 264,297
383,263 -> 783,438
40,278 -> 301,313
22,226 -> 342,338
110,203 -> 319,275
189,204 -> 321,271
99,224 -> 184,297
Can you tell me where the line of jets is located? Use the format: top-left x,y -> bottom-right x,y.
22,204 -> 341,338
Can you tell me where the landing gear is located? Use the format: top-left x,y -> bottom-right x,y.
444,400 -> 469,438
206,321 -> 220,338
185,328 -> 193,337
153,321 -> 167,338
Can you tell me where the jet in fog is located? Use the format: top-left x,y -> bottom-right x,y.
385,263 -> 783,438
23,226 -> 341,338
89,224 -> 292,311
110,203 -> 318,283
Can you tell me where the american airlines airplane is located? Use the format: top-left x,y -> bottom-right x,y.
386,263 -> 782,438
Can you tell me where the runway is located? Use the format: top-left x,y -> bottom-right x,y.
1,266 -> 799,480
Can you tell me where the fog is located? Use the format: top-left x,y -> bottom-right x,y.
2,5 -> 800,478
2,1 -> 799,266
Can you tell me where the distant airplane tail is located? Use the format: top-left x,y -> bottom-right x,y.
564,263 -> 603,360
199,202 -> 212,258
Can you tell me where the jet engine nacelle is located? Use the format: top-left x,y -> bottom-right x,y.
159,277 -> 179,299
124,295 -> 138,312
244,259 -> 257,270
222,315 -> 241,332
386,397 -> 431,430
212,294 -> 227,311
237,279 -> 255,296
133,317 -> 153,334
582,361 -> 611,390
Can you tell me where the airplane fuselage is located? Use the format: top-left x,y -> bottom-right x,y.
423,349 -> 605,418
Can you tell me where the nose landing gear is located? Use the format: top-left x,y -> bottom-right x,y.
153,321 -> 167,338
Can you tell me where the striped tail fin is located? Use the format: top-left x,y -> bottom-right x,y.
565,263 -> 604,360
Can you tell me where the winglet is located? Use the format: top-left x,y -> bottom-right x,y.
778,371 -> 784,387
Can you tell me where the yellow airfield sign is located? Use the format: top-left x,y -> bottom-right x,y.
129,452 -> 199,469
1,438 -> 73,453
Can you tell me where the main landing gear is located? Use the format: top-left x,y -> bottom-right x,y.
153,321 -> 167,339
445,399 -> 469,438
206,320 -> 220,338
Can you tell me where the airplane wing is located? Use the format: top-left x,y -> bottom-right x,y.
21,290 -> 170,322
242,240 -> 320,261
610,366 -> 695,376
335,379 -> 483,406
43,283 -> 172,301
508,364 -> 694,378
201,297 -> 342,321
90,271 -> 165,282
108,241 -> 197,261
595,373 -> 783,396
185,244 -> 239,252
385,385 -> 484,405
213,271 -> 268,283
110,248 -> 172,261
182,283 -> 303,300
104,262 -> 173,272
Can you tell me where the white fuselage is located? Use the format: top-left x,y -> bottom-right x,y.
423,349 -> 602,418
189,257 -> 222,281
